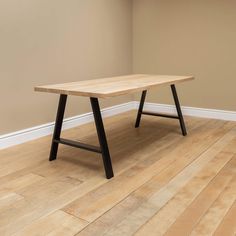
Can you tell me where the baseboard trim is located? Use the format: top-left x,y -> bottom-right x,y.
1,101 -> 235,149
134,101 -> 236,122
0,102 -> 134,150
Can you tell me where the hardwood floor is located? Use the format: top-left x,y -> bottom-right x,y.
0,111 -> 235,236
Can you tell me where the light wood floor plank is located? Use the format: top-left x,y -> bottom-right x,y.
0,189 -> 23,210
0,173 -> 44,192
13,210 -> 88,236
0,174 -> 108,235
213,201 -> 236,236
191,174 -> 236,236
164,154 -> 236,236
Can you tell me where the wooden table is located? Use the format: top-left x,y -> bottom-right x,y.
35,74 -> 194,179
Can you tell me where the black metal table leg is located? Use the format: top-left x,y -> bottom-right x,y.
49,94 -> 67,161
90,97 -> 114,179
135,90 -> 147,128
171,84 -> 187,136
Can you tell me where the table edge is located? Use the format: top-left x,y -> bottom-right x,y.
34,76 -> 194,98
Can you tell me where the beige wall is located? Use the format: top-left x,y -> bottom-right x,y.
133,0 -> 236,111
0,0 -> 133,134
2,0 -> 236,135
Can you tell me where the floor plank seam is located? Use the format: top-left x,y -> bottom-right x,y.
61,209 -> 90,224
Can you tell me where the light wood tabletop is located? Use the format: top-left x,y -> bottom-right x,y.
35,74 -> 194,98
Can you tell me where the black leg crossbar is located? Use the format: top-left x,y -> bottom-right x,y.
54,138 -> 101,153
142,111 -> 179,119
49,95 -> 114,179
135,84 -> 187,136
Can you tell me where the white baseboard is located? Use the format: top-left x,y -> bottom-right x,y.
0,102 -> 134,150
1,101 -> 235,149
134,101 -> 236,122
